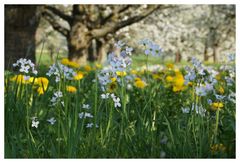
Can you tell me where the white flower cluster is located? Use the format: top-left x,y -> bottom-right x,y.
101,93 -> 121,108
13,58 -> 38,75
47,117 -> 56,125
50,91 -> 64,106
78,104 -> 98,128
31,117 -> 39,128
139,38 -> 162,56
46,63 -> 76,82
195,83 -> 214,96
181,104 -> 206,116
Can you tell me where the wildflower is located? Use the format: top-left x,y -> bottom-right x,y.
130,69 -> 137,75
84,65 -> 92,72
31,118 -> 39,128
172,72 -> 185,92
113,97 -> 121,108
110,77 -> 117,82
195,86 -> 207,96
134,80 -> 146,89
61,58 -> 79,68
10,74 -> 30,84
166,63 -> 174,69
108,82 -> 117,92
166,76 -> 173,83
35,77 -> 49,95
125,46 -> 133,55
66,85 -> 77,93
211,144 -> 226,153
211,102 -> 224,111
217,86 -> 224,94
47,117 -> 56,125
116,71 -> 127,77
46,63 -> 76,82
50,91 -> 63,106
74,71 -> 84,80
86,123 -> 94,128
101,93 -> 110,99
13,58 -> 38,75
95,63 -> 102,69
83,104 -> 90,109
79,112 -> 93,119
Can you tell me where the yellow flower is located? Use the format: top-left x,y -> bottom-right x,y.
134,80 -> 146,89
68,61 -> 80,68
61,58 -> 70,65
130,70 -> 137,75
37,87 -> 45,95
10,74 -> 30,84
108,82 -> 117,92
95,63 -> 102,69
211,102 -> 224,111
188,82 -> 193,87
166,63 -> 174,69
110,77 -> 117,82
215,73 -> 221,81
61,58 -> 80,68
35,77 -> 49,89
134,77 -> 142,82
153,74 -> 161,80
74,71 -> 84,80
166,76 -> 174,82
172,72 -> 185,92
66,85 -> 77,93
116,71 -> 127,77
84,65 -> 92,72
211,144 -> 226,153
34,77 -> 49,95
218,86 -> 224,94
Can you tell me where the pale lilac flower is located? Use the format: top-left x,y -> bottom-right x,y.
32,120 -> 39,128
83,104 -> 90,109
47,117 -> 56,125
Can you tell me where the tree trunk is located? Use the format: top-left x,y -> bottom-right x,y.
5,5 -> 40,70
175,51 -> 181,63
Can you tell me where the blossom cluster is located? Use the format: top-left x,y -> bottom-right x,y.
13,58 -> 38,75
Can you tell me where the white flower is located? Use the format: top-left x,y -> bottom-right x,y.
195,86 -> 207,96
181,107 -> 190,113
113,97 -> 121,108
78,112 -> 93,119
83,104 -> 90,109
101,93 -> 109,99
32,120 -> 39,128
47,117 -> 56,125
86,123 -> 94,128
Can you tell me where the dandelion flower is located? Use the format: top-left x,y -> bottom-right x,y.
74,71 -> 84,80
116,71 -> 127,77
66,85 -> 77,93
211,102 -> 224,111
134,80 -> 146,89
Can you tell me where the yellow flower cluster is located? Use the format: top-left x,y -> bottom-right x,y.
211,144 -> 226,153
10,74 -> 30,84
134,78 -> 147,89
34,77 -> 49,95
66,85 -> 77,93
61,58 -> 80,68
74,71 -> 84,80
211,102 -> 224,111
165,69 -> 185,92
116,71 -> 127,77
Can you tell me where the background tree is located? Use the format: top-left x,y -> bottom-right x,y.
5,5 -> 41,69
42,5 -> 169,64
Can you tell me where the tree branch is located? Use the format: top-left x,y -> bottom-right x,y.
44,5 -> 72,23
92,5 -> 164,38
42,10 -> 69,37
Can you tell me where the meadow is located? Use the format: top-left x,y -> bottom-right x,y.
4,40 -> 235,158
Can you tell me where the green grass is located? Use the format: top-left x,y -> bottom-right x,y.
5,51 -> 235,158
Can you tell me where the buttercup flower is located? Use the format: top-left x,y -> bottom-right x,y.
66,85 -> 77,93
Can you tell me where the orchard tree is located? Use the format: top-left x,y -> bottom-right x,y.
42,5 -> 169,64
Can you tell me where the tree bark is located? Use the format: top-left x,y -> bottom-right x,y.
5,5 -> 40,69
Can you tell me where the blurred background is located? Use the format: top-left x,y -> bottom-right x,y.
5,4 -> 235,69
